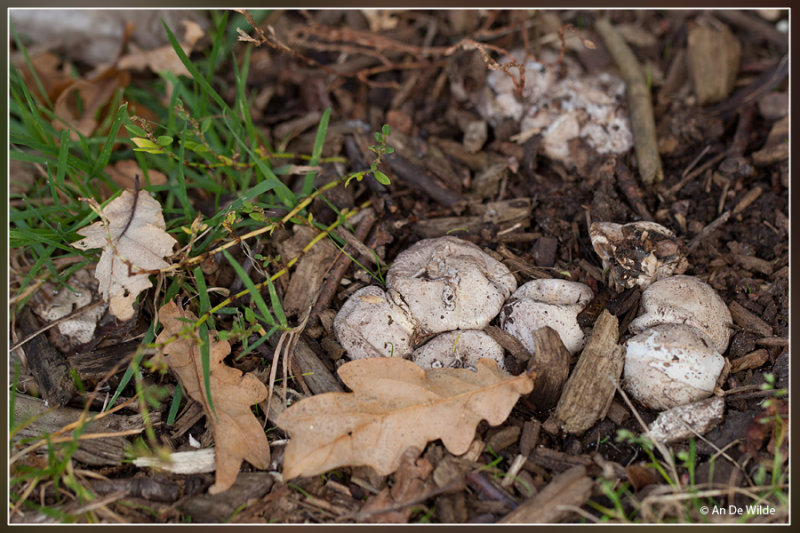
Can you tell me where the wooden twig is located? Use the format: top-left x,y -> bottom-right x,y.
595,18 -> 663,185
384,152 -> 462,207
615,157 -> 653,221
499,466 -> 594,523
309,208 -> 377,324
687,210 -> 730,254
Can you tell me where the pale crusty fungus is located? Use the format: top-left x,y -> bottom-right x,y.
590,221 -> 688,291
333,285 -> 419,360
412,330 -> 506,372
628,275 -> 733,354
499,279 -> 594,356
32,269 -> 107,347
623,324 -> 726,411
386,237 -> 517,334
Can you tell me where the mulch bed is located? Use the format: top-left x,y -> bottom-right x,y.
10,9 -> 788,523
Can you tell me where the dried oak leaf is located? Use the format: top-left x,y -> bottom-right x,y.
155,301 -> 270,494
72,190 -> 177,321
276,357 -> 533,480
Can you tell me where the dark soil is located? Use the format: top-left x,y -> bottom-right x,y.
10,9 -> 789,524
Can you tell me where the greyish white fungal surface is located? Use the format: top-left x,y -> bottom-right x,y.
333,285 -> 419,360
628,275 -> 734,354
499,279 -> 594,355
623,324 -> 726,411
385,236 -> 517,334
32,269 -> 107,345
648,396 -> 726,443
412,330 -> 506,372
479,49 -> 633,167
589,221 -> 689,290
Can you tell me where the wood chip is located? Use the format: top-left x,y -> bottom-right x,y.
605,399 -> 630,426
526,447 -> 593,473
292,337 -> 344,395
528,327 -> 570,409
755,336 -> 789,347
519,419 -> 541,457
499,465 -> 593,523
731,186 -> 763,215
728,300 -> 773,337
486,425 -> 521,454
686,22 -> 741,104
13,394 -> 154,466
545,311 -> 625,435
17,308 -> 75,406
179,472 -> 274,523
732,254 -> 773,276
730,348 -> 770,373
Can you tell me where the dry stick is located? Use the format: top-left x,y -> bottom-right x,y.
309,209 -> 377,324
612,380 -> 681,487
615,157 -> 653,221
687,210 -> 730,254
595,18 -> 663,185
714,10 -> 788,54
384,152 -> 462,207
667,150 -> 727,196
162,175 -> 353,274
730,104 -> 756,156
158,202 -> 369,352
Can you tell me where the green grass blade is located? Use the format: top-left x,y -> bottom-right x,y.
166,383 -> 183,426
198,323 -> 216,417
266,276 -> 287,327
90,103 -> 128,178
302,107 -> 331,197
222,249 -> 275,326
222,112 -> 295,208
193,266 -> 214,330
162,20 -> 232,117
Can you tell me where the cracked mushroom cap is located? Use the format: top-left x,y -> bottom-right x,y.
385,237 -> 517,334
412,330 -> 506,372
334,285 -> 419,360
624,324 -> 725,411
499,279 -> 594,355
628,275 -> 733,354
590,221 -> 688,290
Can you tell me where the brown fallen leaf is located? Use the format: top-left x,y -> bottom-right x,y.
52,66 -> 130,140
155,301 -> 270,494
12,52 -> 75,105
359,447 -> 433,523
106,160 -> 168,190
117,20 -> 205,76
276,357 -> 533,480
72,190 -> 177,321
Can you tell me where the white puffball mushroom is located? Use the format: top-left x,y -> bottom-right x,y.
590,221 -> 688,291
647,396 -> 726,443
412,330 -> 506,372
629,275 -> 733,354
623,324 -> 725,411
386,237 -> 517,334
499,279 -> 594,355
333,285 -> 418,360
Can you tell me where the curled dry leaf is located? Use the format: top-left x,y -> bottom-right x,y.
276,357 -> 533,480
117,20 -> 205,76
155,301 -> 269,494
72,190 -> 177,321
106,160 -> 168,189
52,66 -> 130,140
